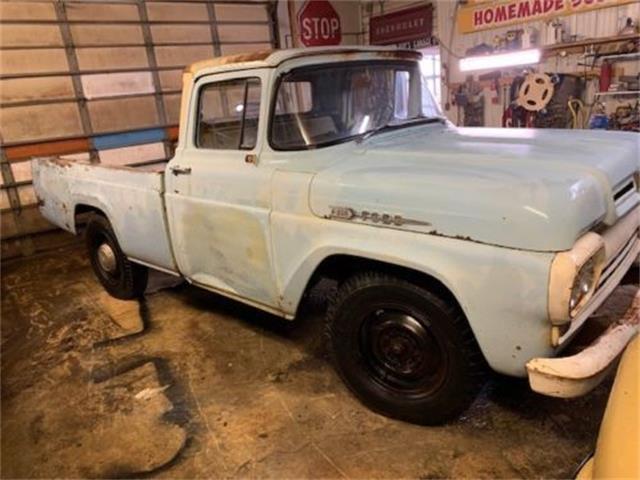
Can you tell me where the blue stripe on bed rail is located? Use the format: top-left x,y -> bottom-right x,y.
92,128 -> 166,151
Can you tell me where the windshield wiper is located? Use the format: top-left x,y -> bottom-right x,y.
355,116 -> 447,144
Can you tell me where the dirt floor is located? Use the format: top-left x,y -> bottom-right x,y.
2,243 -> 638,479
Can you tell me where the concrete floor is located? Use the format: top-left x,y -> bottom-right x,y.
2,243 -> 638,479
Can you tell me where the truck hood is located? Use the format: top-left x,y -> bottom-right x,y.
309,126 -> 639,251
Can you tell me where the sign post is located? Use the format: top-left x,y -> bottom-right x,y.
298,0 -> 342,47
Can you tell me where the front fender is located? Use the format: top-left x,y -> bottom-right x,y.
272,213 -> 554,377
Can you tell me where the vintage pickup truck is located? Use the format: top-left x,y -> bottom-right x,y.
33,47 -> 639,424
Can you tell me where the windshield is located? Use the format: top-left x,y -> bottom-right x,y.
270,60 -> 442,150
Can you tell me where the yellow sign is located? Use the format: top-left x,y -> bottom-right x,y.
457,0 -> 636,34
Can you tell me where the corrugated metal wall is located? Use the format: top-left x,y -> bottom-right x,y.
0,0 -> 279,258
436,0 -> 640,125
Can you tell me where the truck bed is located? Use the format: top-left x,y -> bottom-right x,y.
32,157 -> 177,272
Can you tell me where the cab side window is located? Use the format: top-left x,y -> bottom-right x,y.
196,77 -> 261,150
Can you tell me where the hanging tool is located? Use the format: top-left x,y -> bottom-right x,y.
568,99 -> 586,128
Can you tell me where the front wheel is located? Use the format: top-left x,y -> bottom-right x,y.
85,214 -> 148,299
326,272 -> 486,425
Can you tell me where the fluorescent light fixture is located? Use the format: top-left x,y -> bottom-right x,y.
459,49 -> 541,72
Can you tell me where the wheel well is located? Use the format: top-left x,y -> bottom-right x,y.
74,204 -> 106,232
305,254 -> 463,314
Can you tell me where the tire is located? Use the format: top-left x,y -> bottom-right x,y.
85,214 -> 148,300
326,271 -> 486,425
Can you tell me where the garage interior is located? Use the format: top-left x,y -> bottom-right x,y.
1,1 -> 639,478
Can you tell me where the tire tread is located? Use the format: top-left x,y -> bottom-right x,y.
325,270 -> 486,424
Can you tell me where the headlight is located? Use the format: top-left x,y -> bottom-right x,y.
548,232 -> 606,326
569,256 -> 598,314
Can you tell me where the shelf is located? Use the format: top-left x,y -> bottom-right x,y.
598,52 -> 640,62
594,91 -> 639,97
543,33 -> 640,54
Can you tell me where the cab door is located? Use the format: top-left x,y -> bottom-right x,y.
164,69 -> 280,309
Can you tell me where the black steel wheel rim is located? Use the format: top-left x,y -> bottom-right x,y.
359,307 -> 448,397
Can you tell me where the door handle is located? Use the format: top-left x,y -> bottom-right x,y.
170,166 -> 192,176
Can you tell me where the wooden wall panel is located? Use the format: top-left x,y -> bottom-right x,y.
146,3 -> 207,21
71,25 -> 144,45
220,43 -> 272,56
1,25 -> 63,47
0,103 -> 83,142
154,45 -> 213,67
81,72 -> 155,100
214,4 -> 269,22
158,70 -> 183,91
151,25 -> 212,44
0,1 -> 56,20
1,49 -> 69,76
99,142 -> 165,166
65,3 -> 139,21
11,162 -> 33,183
218,24 -> 272,43
88,96 -> 158,132
1,191 -> 11,210
163,94 -> 181,124
1,77 -> 75,103
18,185 -> 37,207
75,47 -> 149,70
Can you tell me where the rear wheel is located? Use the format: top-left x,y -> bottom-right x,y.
85,214 -> 148,299
326,271 -> 486,425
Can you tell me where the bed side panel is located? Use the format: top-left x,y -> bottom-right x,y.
32,158 -> 176,272
32,158 -> 78,233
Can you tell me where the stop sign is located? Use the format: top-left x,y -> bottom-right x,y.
298,0 -> 342,47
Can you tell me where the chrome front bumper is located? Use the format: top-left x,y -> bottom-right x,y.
527,206 -> 639,398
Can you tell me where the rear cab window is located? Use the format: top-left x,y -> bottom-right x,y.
196,77 -> 261,150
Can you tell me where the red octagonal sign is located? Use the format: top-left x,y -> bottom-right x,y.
298,0 -> 341,47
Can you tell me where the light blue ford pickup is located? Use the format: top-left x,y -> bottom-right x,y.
33,47 -> 639,424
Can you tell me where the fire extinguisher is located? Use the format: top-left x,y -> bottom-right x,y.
600,61 -> 612,92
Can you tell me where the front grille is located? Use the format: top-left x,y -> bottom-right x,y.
596,229 -> 639,293
613,178 -> 636,205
